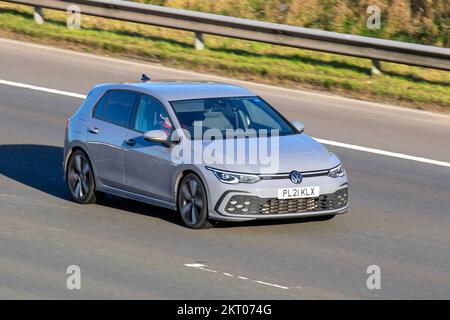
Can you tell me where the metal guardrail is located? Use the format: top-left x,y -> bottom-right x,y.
4,0 -> 450,71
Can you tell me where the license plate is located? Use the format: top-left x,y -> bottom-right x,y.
277,186 -> 320,199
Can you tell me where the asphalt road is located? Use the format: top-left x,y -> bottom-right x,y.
0,38 -> 449,299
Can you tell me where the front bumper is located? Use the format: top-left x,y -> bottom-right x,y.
202,165 -> 349,222
209,186 -> 348,221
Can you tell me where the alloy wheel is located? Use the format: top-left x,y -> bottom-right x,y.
68,153 -> 91,201
179,178 -> 204,225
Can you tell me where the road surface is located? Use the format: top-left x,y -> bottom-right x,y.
0,38 -> 449,299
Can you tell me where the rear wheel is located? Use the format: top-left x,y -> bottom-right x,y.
177,173 -> 213,229
67,150 -> 100,204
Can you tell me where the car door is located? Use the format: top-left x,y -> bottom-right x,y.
123,94 -> 177,202
86,90 -> 140,189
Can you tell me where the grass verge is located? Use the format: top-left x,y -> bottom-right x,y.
0,3 -> 449,112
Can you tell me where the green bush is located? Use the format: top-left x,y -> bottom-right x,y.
0,3 -> 448,111
137,0 -> 449,47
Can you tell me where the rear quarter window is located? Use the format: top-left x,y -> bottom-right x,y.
93,90 -> 139,128
93,91 -> 110,119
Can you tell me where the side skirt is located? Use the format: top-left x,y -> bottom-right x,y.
97,185 -> 177,211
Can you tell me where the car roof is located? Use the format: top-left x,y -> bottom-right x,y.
116,81 -> 255,101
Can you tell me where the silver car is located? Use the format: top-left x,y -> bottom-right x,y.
64,80 -> 348,229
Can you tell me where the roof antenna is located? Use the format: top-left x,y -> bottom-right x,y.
141,74 -> 151,82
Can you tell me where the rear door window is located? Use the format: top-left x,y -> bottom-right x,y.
93,90 -> 139,128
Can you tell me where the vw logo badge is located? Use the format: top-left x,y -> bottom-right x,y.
290,171 -> 303,184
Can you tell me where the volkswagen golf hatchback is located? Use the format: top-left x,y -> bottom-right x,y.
64,80 -> 348,229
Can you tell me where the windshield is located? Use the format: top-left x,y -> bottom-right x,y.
170,96 -> 295,140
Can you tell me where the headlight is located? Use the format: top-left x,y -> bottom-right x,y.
329,164 -> 345,178
206,167 -> 261,184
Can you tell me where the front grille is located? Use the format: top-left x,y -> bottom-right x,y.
224,188 -> 348,215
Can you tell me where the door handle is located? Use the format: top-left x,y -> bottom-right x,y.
88,127 -> 100,134
125,139 -> 136,146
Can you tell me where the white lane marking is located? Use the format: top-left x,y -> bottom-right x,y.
314,138 -> 450,168
184,263 -> 205,268
0,79 -> 86,99
253,280 -> 289,290
184,263 -> 217,273
1,78 -> 449,169
184,263 -> 292,290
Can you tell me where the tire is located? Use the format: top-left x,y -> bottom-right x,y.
66,150 -> 100,204
177,173 -> 213,229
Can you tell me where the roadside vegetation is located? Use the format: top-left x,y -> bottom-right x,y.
0,2 -> 449,112
139,0 -> 449,47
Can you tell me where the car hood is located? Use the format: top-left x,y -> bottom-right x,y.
187,133 -> 340,174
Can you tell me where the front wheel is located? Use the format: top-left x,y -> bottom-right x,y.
177,173 -> 213,229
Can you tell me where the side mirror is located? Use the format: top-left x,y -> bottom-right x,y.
291,120 -> 305,133
143,130 -> 171,147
